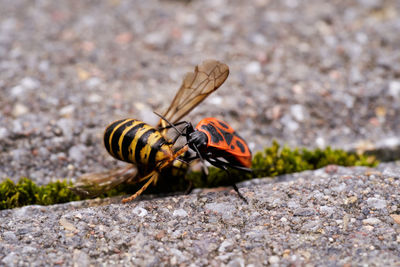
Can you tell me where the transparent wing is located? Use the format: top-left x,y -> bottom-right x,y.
70,165 -> 138,198
158,59 -> 229,128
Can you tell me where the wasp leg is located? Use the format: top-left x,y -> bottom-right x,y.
204,158 -> 248,204
121,172 -> 159,203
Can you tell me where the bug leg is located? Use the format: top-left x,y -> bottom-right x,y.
122,172 -> 158,203
157,121 -> 189,131
175,150 -> 196,165
225,170 -> 248,204
154,112 -> 190,134
177,149 -> 198,162
190,144 -> 209,176
170,131 -> 184,145
230,165 -> 253,173
206,158 -> 248,204
184,180 -> 194,195
200,166 -> 208,185
231,183 -> 248,204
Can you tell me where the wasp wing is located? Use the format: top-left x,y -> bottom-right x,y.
159,59 -> 229,128
70,165 -> 138,198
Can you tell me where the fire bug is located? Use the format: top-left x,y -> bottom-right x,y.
158,116 -> 252,202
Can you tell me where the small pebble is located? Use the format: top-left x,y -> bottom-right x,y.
245,61 -> 261,74
366,198 -> 387,209
293,208 -> 316,216
132,207 -> 148,217
68,145 -> 87,163
173,209 -> 188,217
12,103 -> 29,117
362,218 -> 382,225
0,127 -> 9,139
269,256 -> 280,264
218,240 -> 234,252
390,214 -> 400,225
388,80 -> 400,98
2,252 -> 18,266
2,231 -> 17,242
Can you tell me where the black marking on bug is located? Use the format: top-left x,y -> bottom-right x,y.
201,124 -> 223,143
121,123 -> 145,162
148,136 -> 165,168
134,128 -> 156,165
218,120 -> 230,129
236,140 -> 245,153
104,119 -> 125,154
110,120 -> 135,157
212,122 -> 233,145
233,132 -> 249,147
230,145 -> 235,150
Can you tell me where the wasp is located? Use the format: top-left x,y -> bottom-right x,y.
71,60 -> 230,202
103,118 -> 189,203
158,115 -> 252,202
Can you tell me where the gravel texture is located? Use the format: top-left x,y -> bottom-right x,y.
1,163 -> 399,266
1,0 -> 400,265
1,0 -> 400,183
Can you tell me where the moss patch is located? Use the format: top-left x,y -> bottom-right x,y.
0,178 -> 81,210
0,142 -> 378,210
186,141 -> 377,188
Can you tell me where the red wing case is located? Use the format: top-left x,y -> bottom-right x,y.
195,118 -> 252,168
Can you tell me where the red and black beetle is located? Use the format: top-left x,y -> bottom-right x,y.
185,117 -> 252,172
157,113 -> 252,202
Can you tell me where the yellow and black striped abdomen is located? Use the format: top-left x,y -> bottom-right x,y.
104,119 -> 171,170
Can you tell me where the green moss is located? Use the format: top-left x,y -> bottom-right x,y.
252,141 -> 377,177
0,141 -> 378,210
0,178 -> 80,210
186,141 -> 378,187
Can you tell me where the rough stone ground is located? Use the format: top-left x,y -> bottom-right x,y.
1,163 -> 399,266
1,0 -> 400,266
1,0 -> 400,183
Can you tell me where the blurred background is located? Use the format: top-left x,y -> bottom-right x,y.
0,0 -> 399,184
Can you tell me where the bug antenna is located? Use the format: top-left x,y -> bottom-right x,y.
176,157 -> 189,164
154,111 -> 183,135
